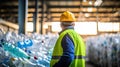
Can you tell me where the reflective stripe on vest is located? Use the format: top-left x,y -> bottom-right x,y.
52,55 -> 86,59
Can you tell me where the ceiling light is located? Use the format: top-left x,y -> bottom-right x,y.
87,8 -> 92,12
85,13 -> 89,17
83,0 -> 86,2
94,0 -> 102,6
89,1 -> 92,5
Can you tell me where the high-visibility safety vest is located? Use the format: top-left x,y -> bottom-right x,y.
50,29 -> 86,67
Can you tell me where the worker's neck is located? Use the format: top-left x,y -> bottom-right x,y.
62,26 -> 74,30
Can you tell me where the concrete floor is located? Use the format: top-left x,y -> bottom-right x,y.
86,62 -> 95,67
86,63 -> 95,67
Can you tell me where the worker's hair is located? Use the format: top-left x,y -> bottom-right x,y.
60,22 -> 75,27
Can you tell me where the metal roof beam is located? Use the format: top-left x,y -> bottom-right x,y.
0,5 -> 120,9
51,16 -> 120,18
49,5 -> 120,8
0,6 -> 42,9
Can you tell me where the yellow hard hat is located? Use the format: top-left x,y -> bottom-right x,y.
60,11 -> 76,22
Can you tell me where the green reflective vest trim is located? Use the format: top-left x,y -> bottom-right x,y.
50,29 -> 86,67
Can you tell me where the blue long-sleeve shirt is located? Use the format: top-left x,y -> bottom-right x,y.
53,27 -> 74,67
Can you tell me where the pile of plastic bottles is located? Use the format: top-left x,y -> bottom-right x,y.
0,30 -> 58,67
86,34 -> 120,67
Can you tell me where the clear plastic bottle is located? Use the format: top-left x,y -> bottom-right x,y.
17,39 -> 33,49
1,40 -> 30,59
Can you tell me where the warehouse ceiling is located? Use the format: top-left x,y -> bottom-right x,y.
0,0 -> 120,24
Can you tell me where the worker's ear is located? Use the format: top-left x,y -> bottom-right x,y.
72,22 -> 75,26
60,23 -> 64,29
60,23 -> 62,27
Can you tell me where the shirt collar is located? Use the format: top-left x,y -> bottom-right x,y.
59,26 -> 74,35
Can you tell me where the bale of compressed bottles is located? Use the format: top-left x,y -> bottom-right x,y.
86,34 -> 120,67
0,31 -> 17,67
0,30 -> 58,67
109,35 -> 119,67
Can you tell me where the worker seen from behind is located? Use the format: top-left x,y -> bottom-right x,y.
50,11 -> 86,67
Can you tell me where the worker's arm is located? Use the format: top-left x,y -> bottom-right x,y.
53,34 -> 74,67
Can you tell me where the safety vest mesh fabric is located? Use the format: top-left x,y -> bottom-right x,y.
50,29 -> 86,67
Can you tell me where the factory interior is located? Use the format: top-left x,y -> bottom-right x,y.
0,0 -> 120,67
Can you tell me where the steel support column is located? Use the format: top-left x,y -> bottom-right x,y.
33,0 -> 38,32
40,0 -> 44,34
40,0 -> 46,34
96,6 -> 99,35
18,0 -> 28,34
